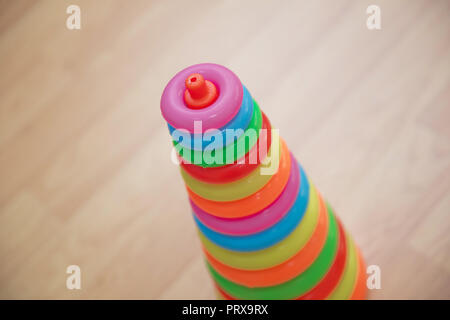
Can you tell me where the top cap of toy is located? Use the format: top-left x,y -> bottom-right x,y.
160,63 -> 242,132
184,73 -> 218,109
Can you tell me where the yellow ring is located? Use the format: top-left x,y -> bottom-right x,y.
199,184 -> 320,270
215,287 -> 226,300
180,136 -> 281,202
327,233 -> 358,300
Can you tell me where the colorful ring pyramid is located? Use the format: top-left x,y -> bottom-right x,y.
160,63 -> 367,300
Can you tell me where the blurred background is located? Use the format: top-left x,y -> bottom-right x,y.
0,0 -> 449,299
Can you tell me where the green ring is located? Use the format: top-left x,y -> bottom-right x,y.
174,100 -> 262,168
207,203 -> 339,300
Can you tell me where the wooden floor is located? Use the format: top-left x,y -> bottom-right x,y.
0,0 -> 449,299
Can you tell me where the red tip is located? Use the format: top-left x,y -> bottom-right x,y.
184,73 -> 218,109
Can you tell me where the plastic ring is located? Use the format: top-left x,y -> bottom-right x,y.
349,248 -> 367,300
214,286 -> 226,300
181,134 -> 284,202
215,283 -> 231,300
190,152 -> 297,236
194,163 -> 308,251
206,203 -> 339,299
296,216 -> 347,300
161,63 -> 242,132
199,184 -> 320,270
215,283 -> 232,300
188,138 -> 290,218
168,86 -> 253,150
180,111 -> 272,184
204,191 -> 328,287
175,100 -> 262,168
327,234 -> 358,300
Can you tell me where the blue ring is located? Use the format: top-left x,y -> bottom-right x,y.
194,164 -> 310,252
168,85 -> 254,151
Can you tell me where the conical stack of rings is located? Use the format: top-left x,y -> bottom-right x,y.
160,63 -> 367,300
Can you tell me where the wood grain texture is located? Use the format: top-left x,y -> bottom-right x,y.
0,0 -> 449,299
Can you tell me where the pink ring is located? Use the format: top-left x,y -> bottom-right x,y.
190,153 -> 300,235
160,63 -> 242,132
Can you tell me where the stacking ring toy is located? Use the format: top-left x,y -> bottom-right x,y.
190,152 -> 297,235
161,63 -> 242,132
296,217 -> 347,300
327,234 -> 358,300
160,63 -> 366,301
206,204 -> 339,299
194,164 -> 308,251
199,185 -> 320,270
168,86 -> 254,150
175,100 -> 262,167
180,111 -> 272,184
350,248 -> 367,300
181,135 -> 283,202
204,192 -> 329,287
188,138 -> 290,218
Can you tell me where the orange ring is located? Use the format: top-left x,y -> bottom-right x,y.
350,247 -> 367,300
187,138 -> 291,218
203,192 -> 329,287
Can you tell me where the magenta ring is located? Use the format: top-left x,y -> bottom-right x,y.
190,153 -> 300,236
160,63 -> 243,132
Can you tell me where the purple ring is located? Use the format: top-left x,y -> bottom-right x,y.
190,153 -> 300,235
160,63 -> 243,132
